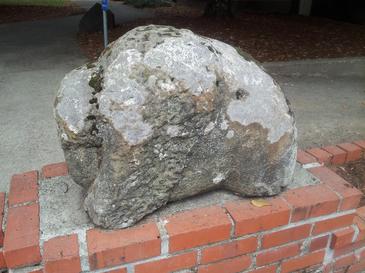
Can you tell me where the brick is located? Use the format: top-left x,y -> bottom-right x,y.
256,243 -> 301,266
0,251 -> 6,269
309,167 -> 362,211
331,227 -> 355,249
3,203 -> 40,268
0,193 -> 5,247
8,170 -> 38,207
42,162 -> 68,178
262,224 -> 311,249
197,255 -> 251,273
360,248 -> 365,259
201,236 -> 257,264
135,252 -> 196,273
337,143 -> 362,162
297,149 -> 318,165
334,240 -> 365,257
313,213 -> 355,235
87,222 -> 161,270
105,269 -> 127,273
334,269 -> 349,273
246,265 -> 277,273
309,235 -> 330,252
281,250 -> 325,273
225,197 -> 290,236
306,148 -> 333,163
357,206 -> 365,220
354,216 -> 365,242
30,270 -> 43,273
348,260 -> 365,273
322,264 -> 332,273
353,140 -> 365,153
323,146 -> 347,165
355,216 -> 365,238
44,234 -> 81,273
165,206 -> 231,252
283,184 -> 339,222
303,265 -> 324,272
334,254 -> 356,270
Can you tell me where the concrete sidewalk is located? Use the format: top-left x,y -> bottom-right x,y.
0,15 -> 86,192
0,12 -> 364,192
264,57 -> 365,149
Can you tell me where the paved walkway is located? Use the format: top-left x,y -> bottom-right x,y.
265,58 -> 365,149
0,10 -> 364,192
0,15 -> 85,192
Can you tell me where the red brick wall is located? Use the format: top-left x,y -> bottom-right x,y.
1,140 -> 365,273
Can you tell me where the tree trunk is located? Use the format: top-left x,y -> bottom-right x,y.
290,0 -> 300,14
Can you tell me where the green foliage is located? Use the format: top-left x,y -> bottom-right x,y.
0,0 -> 67,6
124,0 -> 173,8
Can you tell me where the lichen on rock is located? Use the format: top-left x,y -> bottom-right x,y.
54,25 -> 297,229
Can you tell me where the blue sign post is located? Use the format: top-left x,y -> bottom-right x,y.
102,0 -> 109,48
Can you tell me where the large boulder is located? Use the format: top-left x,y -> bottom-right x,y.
54,25 -> 297,229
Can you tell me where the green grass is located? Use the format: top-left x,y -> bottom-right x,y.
0,0 -> 68,6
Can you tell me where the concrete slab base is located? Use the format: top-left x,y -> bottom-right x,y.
19,162 -> 316,273
39,163 -> 319,244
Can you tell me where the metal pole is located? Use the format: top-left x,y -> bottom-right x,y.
103,11 -> 108,48
102,0 -> 109,48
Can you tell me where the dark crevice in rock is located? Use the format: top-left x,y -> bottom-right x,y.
235,89 -> 249,100
86,62 -> 96,69
89,97 -> 97,104
207,45 -> 222,56
285,95 -> 296,119
86,115 -> 96,120
90,123 -> 99,135
89,68 -> 104,94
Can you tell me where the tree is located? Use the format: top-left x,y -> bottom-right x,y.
290,0 -> 300,14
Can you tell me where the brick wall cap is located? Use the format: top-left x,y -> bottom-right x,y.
44,234 -> 80,261
225,197 -> 290,236
165,206 -> 231,252
8,170 -> 38,207
309,167 -> 362,210
297,149 -> 318,165
87,222 -> 161,270
3,203 -> 41,268
306,148 -> 333,163
353,140 -> 365,150
42,162 -> 68,179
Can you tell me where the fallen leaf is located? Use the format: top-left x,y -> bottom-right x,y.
251,199 -> 271,208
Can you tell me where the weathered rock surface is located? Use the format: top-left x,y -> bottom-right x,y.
54,25 -> 297,229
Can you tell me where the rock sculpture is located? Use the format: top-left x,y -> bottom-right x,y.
54,25 -> 297,229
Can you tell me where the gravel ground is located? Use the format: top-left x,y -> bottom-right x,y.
78,3 -> 365,62
0,4 -> 84,24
